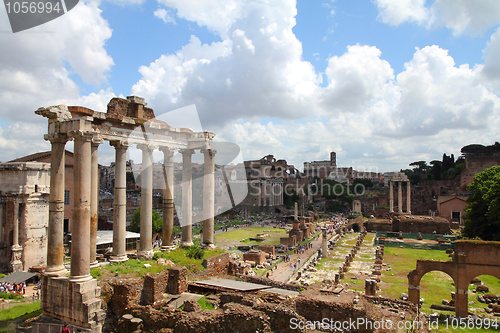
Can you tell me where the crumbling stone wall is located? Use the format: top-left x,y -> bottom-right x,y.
258,245 -> 275,258
237,274 -> 301,291
109,266 -> 188,317
243,250 -> 266,265
392,215 -> 450,234
201,252 -> 230,276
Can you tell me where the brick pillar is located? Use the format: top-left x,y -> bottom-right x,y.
406,181 -> 411,214
110,141 -> 129,262
389,180 -> 394,213
45,134 -> 68,277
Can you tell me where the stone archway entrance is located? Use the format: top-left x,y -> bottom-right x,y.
408,240 -> 500,317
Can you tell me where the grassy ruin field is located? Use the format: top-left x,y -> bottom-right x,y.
380,246 -> 500,333
214,226 -> 287,248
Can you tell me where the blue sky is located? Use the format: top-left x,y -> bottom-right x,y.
1,0 -> 500,172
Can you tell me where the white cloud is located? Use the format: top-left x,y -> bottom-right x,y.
482,27 -> 500,82
374,0 -> 500,36
373,0 -> 429,26
430,0 -> 500,36
154,7 -> 176,24
132,0 -> 320,130
322,44 -> 394,113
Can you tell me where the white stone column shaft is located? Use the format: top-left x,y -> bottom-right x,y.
45,135 -> 68,277
202,149 -> 215,247
161,148 -> 175,249
138,145 -> 153,259
110,141 -> 128,262
69,132 -> 92,282
90,139 -> 101,267
181,149 -> 194,247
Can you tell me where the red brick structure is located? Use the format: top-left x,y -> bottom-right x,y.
408,240 -> 500,317
258,245 -> 275,258
437,195 -> 468,228
243,250 -> 266,265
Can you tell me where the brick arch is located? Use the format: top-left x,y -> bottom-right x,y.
408,240 -> 500,318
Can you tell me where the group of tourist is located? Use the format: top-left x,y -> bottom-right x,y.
0,281 -> 26,295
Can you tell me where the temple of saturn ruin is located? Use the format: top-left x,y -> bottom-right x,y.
388,172 -> 411,214
36,96 -> 216,331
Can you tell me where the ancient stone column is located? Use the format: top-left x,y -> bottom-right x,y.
45,134 -> 68,277
10,197 -> 23,272
110,141 -> 129,262
180,149 -> 194,247
201,149 -> 215,247
69,131 -> 92,282
389,180 -> 394,213
161,148 -> 175,250
257,181 -> 261,206
321,228 -> 328,258
406,181 -> 411,214
294,202 -> 298,220
398,181 -> 402,213
138,144 -> 154,259
90,138 -> 102,268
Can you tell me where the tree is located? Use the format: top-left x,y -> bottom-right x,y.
128,208 -> 163,234
463,166 -> 500,241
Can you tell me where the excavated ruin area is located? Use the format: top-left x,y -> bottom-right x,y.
101,276 -> 429,333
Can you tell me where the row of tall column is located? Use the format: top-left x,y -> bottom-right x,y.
256,180 -> 283,206
45,131 -> 217,278
389,180 -> 411,214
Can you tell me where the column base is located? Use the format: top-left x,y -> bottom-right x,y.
160,245 -> 176,251
181,241 -> 194,247
10,245 -> 23,272
202,243 -> 216,249
90,261 -> 99,268
109,255 -> 128,263
137,249 -> 154,260
44,265 -> 68,277
68,274 -> 92,283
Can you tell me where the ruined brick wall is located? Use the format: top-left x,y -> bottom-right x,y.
201,252 -> 230,276
258,245 -> 275,258
243,251 -> 266,265
237,274 -> 301,291
143,270 -> 169,305
392,216 -> 450,234
108,278 -> 144,316
454,240 -> 500,266
167,266 -> 188,295
365,220 -> 392,232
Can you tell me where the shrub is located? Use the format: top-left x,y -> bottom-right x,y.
186,243 -> 205,259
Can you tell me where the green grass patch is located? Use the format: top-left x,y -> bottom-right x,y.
214,227 -> 287,247
0,302 -> 40,322
197,296 -> 215,310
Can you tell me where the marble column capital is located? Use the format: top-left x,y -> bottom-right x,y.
160,147 -> 175,155
137,143 -> 157,152
91,136 -> 104,146
68,130 -> 93,141
110,140 -> 130,149
200,148 -> 217,155
45,133 -> 68,144
179,148 -> 194,156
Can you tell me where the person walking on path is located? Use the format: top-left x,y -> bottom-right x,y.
61,324 -> 70,333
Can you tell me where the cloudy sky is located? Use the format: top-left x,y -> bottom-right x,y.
1,0 -> 500,172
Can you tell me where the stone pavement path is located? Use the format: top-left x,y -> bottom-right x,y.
267,231 -> 326,283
